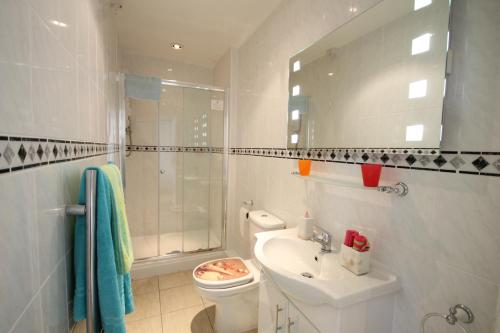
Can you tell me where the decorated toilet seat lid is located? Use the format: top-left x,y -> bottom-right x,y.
193,257 -> 254,289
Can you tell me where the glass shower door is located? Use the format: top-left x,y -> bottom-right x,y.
125,97 -> 160,259
182,87 -> 211,251
207,89 -> 225,249
125,77 -> 226,260
158,85 -> 225,254
158,86 -> 184,255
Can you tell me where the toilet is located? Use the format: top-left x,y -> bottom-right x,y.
193,210 -> 286,333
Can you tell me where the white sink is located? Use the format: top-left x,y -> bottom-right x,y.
254,228 -> 400,308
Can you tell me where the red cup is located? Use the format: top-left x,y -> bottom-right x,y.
361,164 -> 382,187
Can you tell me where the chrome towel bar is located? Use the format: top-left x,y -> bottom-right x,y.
66,169 -> 97,333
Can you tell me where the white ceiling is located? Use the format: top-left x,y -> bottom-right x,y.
114,0 -> 284,68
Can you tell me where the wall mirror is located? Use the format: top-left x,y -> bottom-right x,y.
287,0 -> 451,150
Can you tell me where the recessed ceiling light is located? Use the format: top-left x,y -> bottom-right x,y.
171,43 -> 183,50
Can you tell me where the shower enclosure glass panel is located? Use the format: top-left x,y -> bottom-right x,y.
159,86 -> 225,253
181,87 -> 211,251
125,80 -> 226,260
207,90 -> 225,249
126,98 -> 160,259
158,85 -> 184,255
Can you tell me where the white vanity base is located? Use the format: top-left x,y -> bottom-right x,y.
259,269 -> 396,333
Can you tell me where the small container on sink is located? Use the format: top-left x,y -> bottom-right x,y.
340,244 -> 371,275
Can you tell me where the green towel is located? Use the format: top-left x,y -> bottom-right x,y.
73,167 -> 134,333
101,163 -> 134,274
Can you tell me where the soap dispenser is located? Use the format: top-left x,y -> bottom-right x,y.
297,211 -> 314,239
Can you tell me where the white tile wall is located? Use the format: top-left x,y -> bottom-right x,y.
0,0 -> 119,143
0,0 -> 119,332
120,52 -> 214,85
227,0 -> 500,332
0,155 -> 114,333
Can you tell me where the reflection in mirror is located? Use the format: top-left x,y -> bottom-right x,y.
287,0 -> 451,149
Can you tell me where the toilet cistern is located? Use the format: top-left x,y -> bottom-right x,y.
311,226 -> 333,253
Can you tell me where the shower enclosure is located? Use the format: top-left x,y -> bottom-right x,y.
122,77 -> 227,262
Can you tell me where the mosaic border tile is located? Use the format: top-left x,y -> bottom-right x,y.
127,145 -> 224,154
229,147 -> 500,177
0,135 -> 119,175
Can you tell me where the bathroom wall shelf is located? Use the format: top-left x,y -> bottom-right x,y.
291,171 -> 409,197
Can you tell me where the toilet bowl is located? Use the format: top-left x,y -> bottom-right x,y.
194,258 -> 261,333
193,210 -> 285,333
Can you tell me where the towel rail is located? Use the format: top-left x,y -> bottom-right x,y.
66,169 -> 97,333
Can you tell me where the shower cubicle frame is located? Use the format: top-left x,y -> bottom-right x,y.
119,75 -> 230,266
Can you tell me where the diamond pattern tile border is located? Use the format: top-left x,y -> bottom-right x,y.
228,148 -> 500,178
120,145 -> 500,178
127,145 -> 224,154
0,136 -> 119,174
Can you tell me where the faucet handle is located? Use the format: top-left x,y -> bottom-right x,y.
312,225 -> 331,238
311,225 -> 332,253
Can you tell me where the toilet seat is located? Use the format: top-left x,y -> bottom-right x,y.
195,260 -> 261,298
193,257 -> 254,289
193,258 -> 260,291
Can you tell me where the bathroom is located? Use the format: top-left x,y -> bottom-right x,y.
1,0 -> 499,332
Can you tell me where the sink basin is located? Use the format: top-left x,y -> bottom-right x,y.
254,228 -> 400,308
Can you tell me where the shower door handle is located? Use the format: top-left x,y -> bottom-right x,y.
160,169 -> 166,175
275,305 -> 283,332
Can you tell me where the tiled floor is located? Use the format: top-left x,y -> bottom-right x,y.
127,270 -> 213,333
72,270 -> 258,333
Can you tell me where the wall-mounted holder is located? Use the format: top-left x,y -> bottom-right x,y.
421,304 -> 474,333
340,244 -> 371,275
377,182 -> 409,196
291,171 -> 409,197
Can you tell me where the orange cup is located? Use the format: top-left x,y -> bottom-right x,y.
298,160 -> 312,176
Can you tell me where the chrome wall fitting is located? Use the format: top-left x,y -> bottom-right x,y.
377,182 -> 409,196
421,304 -> 474,333
445,304 -> 474,325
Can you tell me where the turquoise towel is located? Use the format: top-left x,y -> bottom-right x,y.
73,167 -> 134,333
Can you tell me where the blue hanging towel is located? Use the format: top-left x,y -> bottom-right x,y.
73,167 -> 134,333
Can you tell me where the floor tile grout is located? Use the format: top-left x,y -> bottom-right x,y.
129,271 -> 215,333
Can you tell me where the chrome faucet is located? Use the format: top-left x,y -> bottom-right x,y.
311,226 -> 332,253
